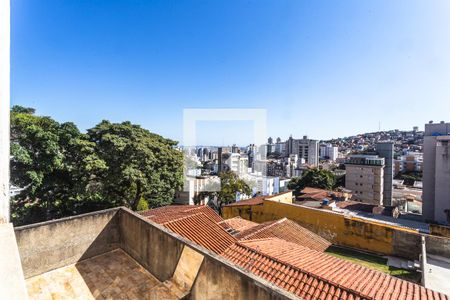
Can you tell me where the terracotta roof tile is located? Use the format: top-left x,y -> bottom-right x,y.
223,240 -> 363,300
236,218 -> 331,252
226,238 -> 449,300
298,187 -> 349,202
223,196 -> 265,207
163,212 -> 236,254
140,205 -> 225,225
218,216 -> 259,233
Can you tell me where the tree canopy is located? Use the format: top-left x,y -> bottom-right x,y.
195,171 -> 251,205
287,168 -> 336,196
87,120 -> 183,210
10,106 -> 183,225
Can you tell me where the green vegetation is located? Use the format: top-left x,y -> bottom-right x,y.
395,171 -> 422,186
288,168 -> 336,195
10,106 -> 183,225
196,171 -> 251,205
136,197 -> 149,211
325,246 -> 421,283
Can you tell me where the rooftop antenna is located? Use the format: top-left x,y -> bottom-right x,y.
378,121 -> 381,132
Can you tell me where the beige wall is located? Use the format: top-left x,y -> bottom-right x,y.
15,208 -> 121,278
118,208 -> 297,300
0,0 -> 10,223
345,164 -> 383,205
266,191 -> 293,204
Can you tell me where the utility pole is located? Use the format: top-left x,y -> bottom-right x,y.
421,235 -> 427,287
0,0 -> 10,223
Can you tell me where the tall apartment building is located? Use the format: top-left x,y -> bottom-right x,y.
345,155 -> 385,205
319,144 -> 338,161
286,135 -> 319,166
423,121 -> 450,224
376,142 -> 394,206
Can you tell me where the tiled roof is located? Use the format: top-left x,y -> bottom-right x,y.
223,238 -> 449,300
222,240 -> 365,300
140,205 -> 224,225
298,187 -> 349,202
218,217 -> 259,233
224,196 -> 265,207
163,213 -> 236,254
236,218 -> 331,252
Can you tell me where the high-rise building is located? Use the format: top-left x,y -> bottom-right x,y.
217,147 -> 223,173
422,121 -> 450,224
345,155 -> 385,205
376,142 -> 394,206
285,136 -> 319,166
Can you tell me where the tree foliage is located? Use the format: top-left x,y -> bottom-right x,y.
87,121 -> 183,210
287,168 -> 336,196
196,171 -> 251,205
10,106 -> 183,225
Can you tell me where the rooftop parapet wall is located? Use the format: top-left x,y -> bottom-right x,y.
222,200 -> 450,260
119,207 -> 298,300
15,208 -> 121,278
14,207 -> 298,300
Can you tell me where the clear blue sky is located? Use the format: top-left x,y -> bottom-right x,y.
11,0 -> 450,145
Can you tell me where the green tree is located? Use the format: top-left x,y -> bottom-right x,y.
136,196 -> 149,211
196,171 -> 251,205
87,121 -> 183,210
10,106 -> 106,225
288,168 -> 336,196
10,106 -> 184,225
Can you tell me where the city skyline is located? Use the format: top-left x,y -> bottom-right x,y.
11,0 -> 450,144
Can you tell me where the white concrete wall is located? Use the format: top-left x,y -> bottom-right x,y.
0,0 -> 10,223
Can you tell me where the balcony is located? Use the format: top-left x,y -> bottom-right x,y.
2,207 -> 296,300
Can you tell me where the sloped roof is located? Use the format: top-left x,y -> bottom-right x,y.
223,238 -> 448,300
222,240 -> 365,300
218,217 -> 259,233
163,213 -> 236,254
236,218 -> 331,252
298,187 -> 349,202
140,205 -> 224,225
224,196 -> 265,207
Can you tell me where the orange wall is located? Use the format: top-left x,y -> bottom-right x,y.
223,200 -> 419,256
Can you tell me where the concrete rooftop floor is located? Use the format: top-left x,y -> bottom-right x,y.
26,249 -> 181,300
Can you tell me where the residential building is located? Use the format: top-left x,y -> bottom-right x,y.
345,155 -> 385,205
395,152 -> 423,174
319,143 -> 338,161
267,160 -> 285,177
285,154 -> 298,178
175,175 -> 221,205
423,121 -> 450,224
238,154 -> 249,175
224,153 -> 240,173
286,135 -> 319,166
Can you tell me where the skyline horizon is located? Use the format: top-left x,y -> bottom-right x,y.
11,1 -> 450,144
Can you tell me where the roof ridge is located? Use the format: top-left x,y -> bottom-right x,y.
241,218 -> 286,240
217,216 -> 243,224
162,211 -> 216,226
233,240 -> 374,300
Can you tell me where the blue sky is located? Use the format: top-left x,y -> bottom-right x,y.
11,0 -> 450,145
